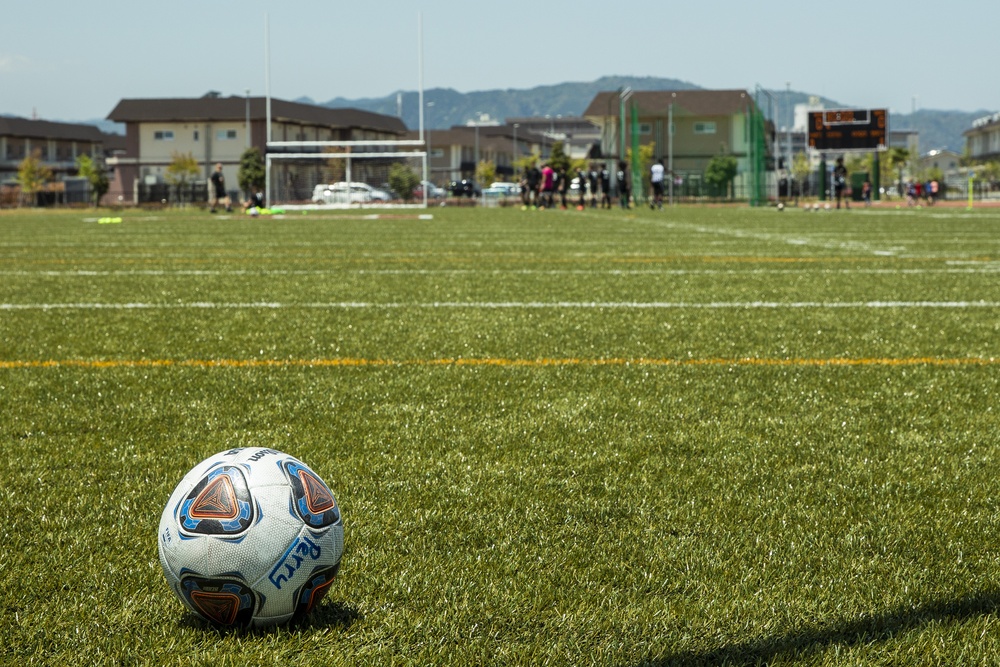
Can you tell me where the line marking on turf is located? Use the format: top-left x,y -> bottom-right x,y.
1,357 -> 997,370
1,265 -> 999,277
2,300 -> 1000,310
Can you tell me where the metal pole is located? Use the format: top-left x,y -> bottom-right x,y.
786,82 -> 792,202
619,87 -> 632,162
264,13 -> 271,208
668,101 -> 674,205
417,12 -> 424,145
512,123 -> 518,176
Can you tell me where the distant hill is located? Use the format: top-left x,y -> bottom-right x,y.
310,76 -> 703,130
315,76 -> 988,154
892,108 -> 986,153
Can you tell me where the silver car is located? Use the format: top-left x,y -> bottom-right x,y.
312,182 -> 391,204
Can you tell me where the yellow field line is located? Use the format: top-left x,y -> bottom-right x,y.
0,357 -> 996,370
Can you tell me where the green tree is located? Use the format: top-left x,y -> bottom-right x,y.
883,147 -> 910,197
75,154 -> 109,207
476,160 -> 496,189
164,151 -> 201,204
704,155 -> 738,199
792,153 -> 811,197
548,141 -> 571,174
634,143 -> 655,202
238,147 -> 266,195
978,161 -> 1000,190
17,149 -> 53,207
388,163 -> 421,202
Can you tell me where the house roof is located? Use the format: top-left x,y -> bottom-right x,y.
106,95 -> 407,135
0,117 -> 105,142
583,89 -> 757,118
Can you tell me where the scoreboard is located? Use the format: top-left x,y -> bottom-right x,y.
808,108 -> 888,151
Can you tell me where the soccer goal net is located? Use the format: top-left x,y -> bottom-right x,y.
266,141 -> 427,209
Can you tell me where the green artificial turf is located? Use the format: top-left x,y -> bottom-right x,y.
1,204 -> 999,665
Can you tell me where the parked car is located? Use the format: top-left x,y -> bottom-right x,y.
312,182 -> 391,204
449,179 -> 481,198
414,180 -> 446,199
483,182 -> 521,197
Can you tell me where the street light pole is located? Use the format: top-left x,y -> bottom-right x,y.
513,123 -> 519,178
245,89 -> 251,150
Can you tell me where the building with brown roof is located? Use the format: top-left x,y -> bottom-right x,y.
0,117 -> 124,205
0,117 -> 110,180
106,92 -> 407,204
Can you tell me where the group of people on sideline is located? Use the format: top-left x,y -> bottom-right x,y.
517,159 -> 664,210
834,157 -> 941,209
905,179 -> 941,206
513,155 -> 943,210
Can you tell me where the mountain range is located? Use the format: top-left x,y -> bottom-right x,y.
305,75 -> 988,155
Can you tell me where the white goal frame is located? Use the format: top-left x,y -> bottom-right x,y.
265,140 -> 429,209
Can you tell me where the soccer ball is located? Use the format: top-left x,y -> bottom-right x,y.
157,448 -> 344,628
776,202 -> 785,212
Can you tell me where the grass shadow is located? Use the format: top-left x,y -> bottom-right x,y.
642,589 -> 1000,666
177,600 -> 363,635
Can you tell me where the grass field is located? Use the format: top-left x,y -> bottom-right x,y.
2,203 -> 999,666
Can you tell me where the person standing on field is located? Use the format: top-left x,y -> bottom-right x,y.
833,157 -> 849,210
650,159 -> 665,209
210,163 -> 231,213
525,163 -> 541,208
616,161 -> 631,209
539,163 -> 555,209
557,167 -> 570,209
576,167 -> 588,208
588,165 -> 599,208
599,164 -> 611,209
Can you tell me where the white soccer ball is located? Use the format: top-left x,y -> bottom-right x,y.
157,448 -> 344,628
777,202 -> 785,212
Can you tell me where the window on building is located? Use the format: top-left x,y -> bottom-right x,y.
639,123 -> 652,135
194,130 -> 200,141
216,129 -> 238,140
154,130 -> 174,141
430,148 -> 444,159
694,122 -> 717,135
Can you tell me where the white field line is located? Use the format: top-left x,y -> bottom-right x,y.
1,266 -> 998,277
2,301 -> 999,311
623,213 -> 1000,256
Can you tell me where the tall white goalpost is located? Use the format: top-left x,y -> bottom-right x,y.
263,13 -> 428,209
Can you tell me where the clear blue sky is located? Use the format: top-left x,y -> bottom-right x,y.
2,0 -> 997,123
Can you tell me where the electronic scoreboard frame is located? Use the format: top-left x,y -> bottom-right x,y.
808,108 -> 888,151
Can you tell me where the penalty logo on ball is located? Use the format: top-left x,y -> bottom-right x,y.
180,575 -> 256,627
178,466 -> 254,536
282,459 -> 340,529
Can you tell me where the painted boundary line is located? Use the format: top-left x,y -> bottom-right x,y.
2,266 -> 999,277
2,301 -> 1000,310
1,357 -> 996,370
